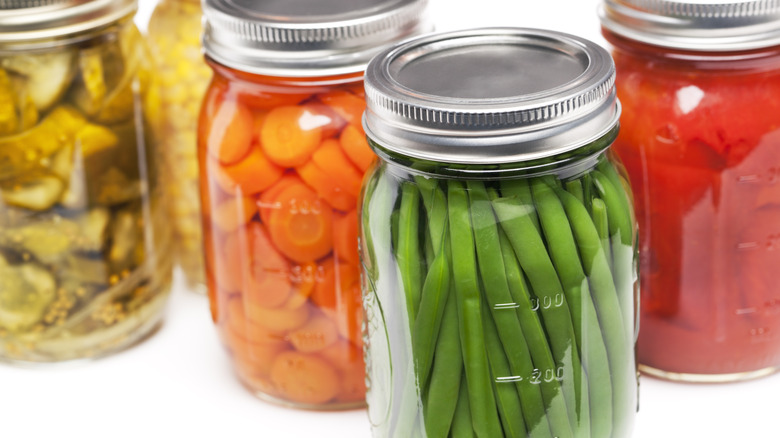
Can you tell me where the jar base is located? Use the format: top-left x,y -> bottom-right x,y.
239,379 -> 366,411
0,291 -> 169,365
639,364 -> 780,383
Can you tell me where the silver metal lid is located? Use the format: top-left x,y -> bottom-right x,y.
363,28 -> 620,165
0,0 -> 137,43
202,0 -> 430,77
600,0 -> 780,51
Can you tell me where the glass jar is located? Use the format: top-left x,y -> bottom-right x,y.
361,28 -> 639,438
0,0 -> 172,363
199,0 -> 429,408
148,0 -> 211,291
601,0 -> 780,382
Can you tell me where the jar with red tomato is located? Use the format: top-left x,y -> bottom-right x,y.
199,0 -> 430,408
601,0 -> 780,381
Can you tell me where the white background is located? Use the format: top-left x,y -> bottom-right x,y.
2,0 -> 778,437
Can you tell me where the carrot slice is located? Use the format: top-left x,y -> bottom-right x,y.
257,174 -> 304,224
211,146 -> 284,196
268,183 -> 334,263
226,298 -> 288,345
334,279 -> 364,347
318,340 -> 366,403
207,230 -> 243,295
211,196 -> 258,233
318,90 -> 366,125
289,314 -> 339,353
339,124 -> 375,172
270,351 -> 340,404
229,332 -> 290,378
246,299 -> 310,332
296,160 -> 356,211
310,258 -> 360,311
251,110 -> 269,143
311,139 -> 364,197
283,262 -> 321,310
207,98 -> 254,164
333,209 -> 359,264
261,105 -> 323,167
225,223 -> 292,308
302,103 -> 347,139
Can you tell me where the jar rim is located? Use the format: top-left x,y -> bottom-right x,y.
0,0 -> 136,43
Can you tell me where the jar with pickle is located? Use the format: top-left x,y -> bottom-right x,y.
361,28 -> 639,437
601,0 -> 780,382
199,0 -> 430,408
0,0 -> 172,363
148,0 -> 211,291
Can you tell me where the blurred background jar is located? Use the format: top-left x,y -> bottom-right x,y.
601,0 -> 780,381
199,0 -> 430,408
147,0 -> 211,292
0,0 -> 172,363
361,28 -> 638,438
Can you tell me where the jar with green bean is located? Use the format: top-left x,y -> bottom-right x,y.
360,28 -> 639,438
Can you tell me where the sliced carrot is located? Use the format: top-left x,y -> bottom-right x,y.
302,103 -> 347,139
289,314 -> 339,353
261,105 -> 323,167
334,279 -> 364,347
226,223 -> 292,308
270,351 -> 340,404
235,366 -> 279,396
339,124 -> 376,172
251,110 -> 269,143
208,230 -> 243,294
333,210 -> 360,264
310,258 -> 360,312
226,297 -> 288,345
211,146 -> 284,196
245,299 -> 310,332
317,340 -> 366,403
318,90 -> 366,125
257,173 -> 304,224
296,160 -> 356,212
229,332 -> 290,378
211,196 -> 258,233
283,262 -> 320,310
311,139 -> 364,197
207,98 -> 254,164
268,183 -> 334,263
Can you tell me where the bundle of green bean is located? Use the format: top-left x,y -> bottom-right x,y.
362,159 -> 638,438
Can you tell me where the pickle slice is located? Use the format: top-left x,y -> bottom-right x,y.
0,172 -> 65,211
0,263 -> 57,332
1,218 -> 79,264
71,50 -> 108,117
74,207 -> 110,253
1,52 -> 76,111
0,69 -> 19,135
0,105 -> 87,181
109,209 -> 140,272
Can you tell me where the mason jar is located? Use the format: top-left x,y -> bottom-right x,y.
361,28 -> 639,438
148,0 -> 211,292
199,0 -> 429,408
601,0 -> 780,382
0,0 -> 172,363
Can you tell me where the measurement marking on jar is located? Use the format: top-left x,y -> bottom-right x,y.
493,303 -> 520,310
257,201 -> 282,210
737,175 -> 760,183
736,307 -> 757,315
496,375 -> 523,383
737,242 -> 759,250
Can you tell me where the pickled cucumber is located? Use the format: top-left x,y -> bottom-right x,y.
0,263 -> 57,332
1,52 -> 76,111
0,172 -> 65,211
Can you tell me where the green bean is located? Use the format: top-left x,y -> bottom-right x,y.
596,159 -> 634,224
591,198 -> 612,268
424,292 -> 463,438
481,298 -> 528,438
413,235 -> 451,390
467,180 -> 557,438
581,173 -> 593,214
498,228 -> 574,438
415,175 -> 448,253
424,293 -> 463,438
447,181 -> 503,438
450,376 -> 476,438
491,194 -> 582,435
565,180 -> 585,206
539,181 -> 619,437
500,179 -> 541,234
591,170 -> 635,343
556,187 -> 637,437
397,182 -> 424,330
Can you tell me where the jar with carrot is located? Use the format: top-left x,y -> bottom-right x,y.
601,0 -> 780,381
199,0 -> 430,408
